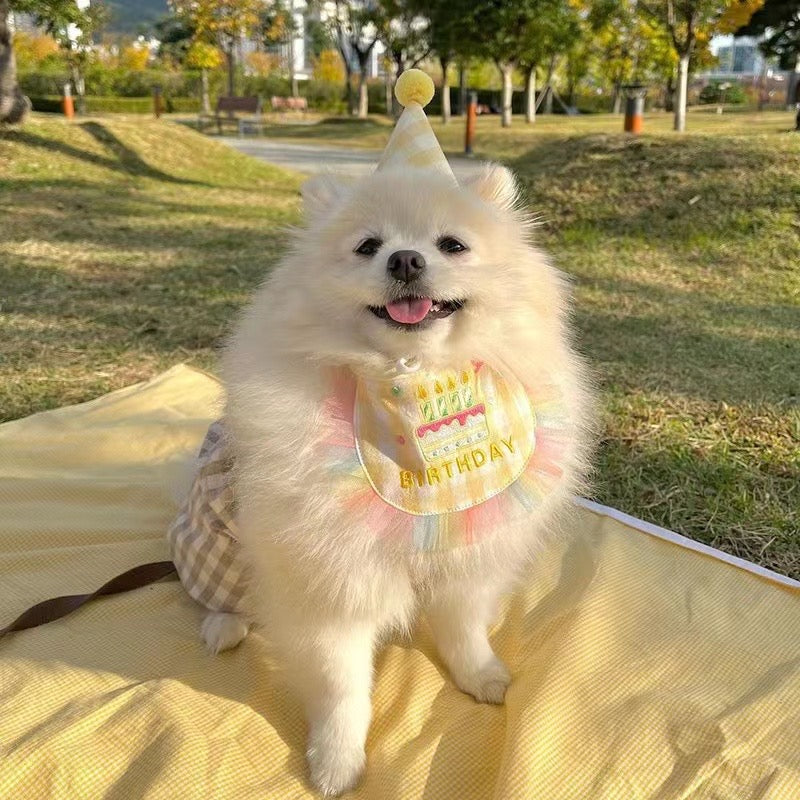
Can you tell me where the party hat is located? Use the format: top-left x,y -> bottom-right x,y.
376,69 -> 455,181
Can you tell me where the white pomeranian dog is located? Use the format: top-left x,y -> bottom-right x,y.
168,65 -> 590,799
197,158 -> 593,795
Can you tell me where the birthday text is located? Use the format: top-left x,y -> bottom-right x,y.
399,436 -> 515,489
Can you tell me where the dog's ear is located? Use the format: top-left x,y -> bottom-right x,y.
463,164 -> 519,211
301,174 -> 352,219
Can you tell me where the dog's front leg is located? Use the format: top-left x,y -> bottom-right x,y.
427,579 -> 511,704
285,618 -> 376,796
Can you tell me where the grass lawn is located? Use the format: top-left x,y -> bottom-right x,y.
1,115 -> 301,417
2,112 -> 799,577
241,108 -> 798,153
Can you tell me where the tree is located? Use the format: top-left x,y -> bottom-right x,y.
520,1 -> 581,120
737,0 -> 799,109
170,0 -> 261,97
718,0 -> 764,30
157,11 -> 219,112
155,13 -> 194,68
589,0 -> 640,113
641,1 -> 746,132
332,0 -> 385,117
427,1 -> 457,123
306,18 -> 334,61
259,0 -> 298,97
187,40 -> 222,114
563,33 -> 592,108
11,0 -> 107,115
379,0 -> 428,115
120,42 -> 150,71
473,0 -> 580,127
1,0 -> 31,123
471,1 -> 525,127
427,0 -> 482,120
313,48 -> 345,82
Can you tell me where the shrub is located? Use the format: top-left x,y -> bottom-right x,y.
699,81 -> 747,105
19,69 -> 69,96
28,95 -> 200,114
367,80 -> 388,115
12,32 -> 62,72
240,72 -> 291,100
312,50 -> 345,84
299,79 -> 346,113
28,96 -> 64,113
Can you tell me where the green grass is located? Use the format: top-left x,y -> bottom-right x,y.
0,115 -> 301,417
2,111 -> 799,577
504,125 -> 800,577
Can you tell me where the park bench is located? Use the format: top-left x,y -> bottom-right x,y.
199,96 -> 263,136
270,95 -> 308,114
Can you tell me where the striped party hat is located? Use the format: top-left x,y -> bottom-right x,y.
377,69 -> 455,181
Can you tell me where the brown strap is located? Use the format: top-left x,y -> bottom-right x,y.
0,561 -> 177,641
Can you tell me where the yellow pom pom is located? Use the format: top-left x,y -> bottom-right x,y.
395,69 -> 435,108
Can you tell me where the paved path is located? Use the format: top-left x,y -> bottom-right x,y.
221,137 -> 484,180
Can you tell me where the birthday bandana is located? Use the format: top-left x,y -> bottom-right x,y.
354,363 -> 535,515
322,360 -> 571,552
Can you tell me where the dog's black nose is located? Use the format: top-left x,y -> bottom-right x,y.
387,250 -> 426,284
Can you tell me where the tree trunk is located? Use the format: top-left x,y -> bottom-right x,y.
392,52 -> 404,117
357,71 -> 368,118
288,24 -> 298,98
524,66 -> 536,123
344,67 -> 355,115
611,83 -> 622,114
200,68 -> 211,114
787,53 -> 800,107
499,62 -> 513,127
543,56 -> 556,114
543,86 -> 553,114
566,77 -> 575,108
674,53 -> 689,132
440,57 -> 450,124
0,2 -> 30,125
385,71 -> 393,116
664,73 -> 675,112
226,47 -> 236,96
458,63 -> 466,116
334,35 -> 355,115
70,60 -> 86,115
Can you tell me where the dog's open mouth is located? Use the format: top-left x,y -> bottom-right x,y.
368,297 -> 464,328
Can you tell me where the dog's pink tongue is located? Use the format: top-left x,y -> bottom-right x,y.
385,297 -> 433,324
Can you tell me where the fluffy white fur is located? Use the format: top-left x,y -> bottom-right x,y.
212,164 -> 592,795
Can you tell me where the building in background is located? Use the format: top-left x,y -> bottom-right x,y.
697,33 -> 795,106
254,0 -> 386,83
705,34 -> 769,79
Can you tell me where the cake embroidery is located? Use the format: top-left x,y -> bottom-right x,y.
414,367 -> 490,461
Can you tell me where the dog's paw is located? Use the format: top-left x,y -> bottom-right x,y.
455,657 -> 511,705
307,736 -> 365,796
200,612 -> 249,654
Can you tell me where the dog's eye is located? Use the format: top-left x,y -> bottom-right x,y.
354,238 -> 382,257
437,236 -> 468,254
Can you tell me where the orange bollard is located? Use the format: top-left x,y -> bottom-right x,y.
62,83 -> 74,119
464,91 -> 477,155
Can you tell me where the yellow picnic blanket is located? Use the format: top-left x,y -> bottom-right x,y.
1,365 -> 799,800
